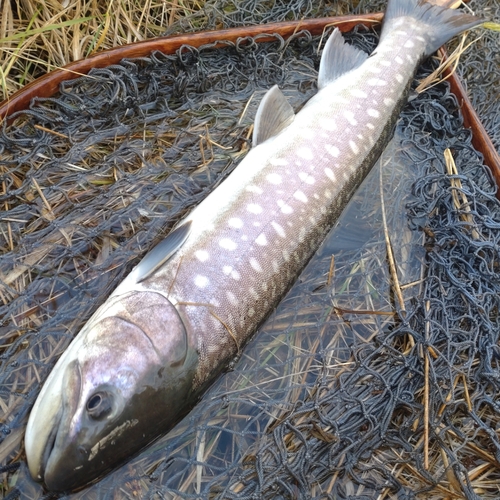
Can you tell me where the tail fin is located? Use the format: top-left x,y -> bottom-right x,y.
382,0 -> 483,56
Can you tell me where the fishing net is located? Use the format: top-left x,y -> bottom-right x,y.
1,1 -> 499,499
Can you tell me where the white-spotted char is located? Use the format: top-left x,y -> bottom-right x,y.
25,0 -> 483,491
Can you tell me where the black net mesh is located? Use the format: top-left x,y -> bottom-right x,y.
1,1 -> 499,499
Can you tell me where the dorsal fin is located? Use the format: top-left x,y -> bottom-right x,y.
135,220 -> 192,283
318,29 -> 368,90
252,85 -> 295,147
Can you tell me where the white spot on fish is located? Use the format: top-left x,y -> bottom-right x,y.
219,238 -> 237,251
293,190 -> 308,203
247,203 -> 263,214
368,66 -> 382,74
255,233 -> 267,246
271,221 -> 286,238
406,54 -> 414,62
324,189 -> 332,199
226,291 -> 238,305
277,200 -> 293,214
404,40 -> 414,48
384,97 -> 395,106
395,56 -> 404,65
416,36 -> 426,42
241,235 -> 248,241
267,173 -> 282,185
249,287 -> 258,299
313,193 -> 320,200
270,157 -> 288,166
231,270 -> 240,280
395,30 -> 407,36
325,167 -> 336,181
344,111 -> 357,126
272,259 -> 279,272
299,172 -> 315,184
253,221 -> 261,227
247,308 -> 255,318
367,108 -> 380,118
246,185 -> 263,194
223,265 -> 232,275
298,147 -> 313,160
194,275 -> 209,288
261,282 -> 268,292
357,134 -> 364,140
368,78 -> 387,87
195,250 -> 209,262
326,144 -> 340,158
228,217 -> 243,229
250,257 -> 263,273
350,88 -> 367,98
367,123 -> 375,130
380,60 -> 391,67
349,141 -> 359,155
396,73 -> 404,83
319,118 -> 337,131
282,249 -> 290,261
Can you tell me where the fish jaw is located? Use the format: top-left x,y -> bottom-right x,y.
25,291 -> 198,491
25,374 -> 64,483
25,331 -> 86,483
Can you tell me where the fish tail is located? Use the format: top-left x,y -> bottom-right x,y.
382,0 -> 483,56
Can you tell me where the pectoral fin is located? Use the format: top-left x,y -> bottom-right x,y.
136,220 -> 192,283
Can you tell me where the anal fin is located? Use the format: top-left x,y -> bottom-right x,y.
318,28 -> 368,89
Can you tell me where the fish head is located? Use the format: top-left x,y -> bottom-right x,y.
25,290 -> 197,491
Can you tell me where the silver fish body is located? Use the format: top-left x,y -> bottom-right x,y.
25,0 -> 482,491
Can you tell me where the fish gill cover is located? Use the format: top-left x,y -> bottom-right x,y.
0,0 -> 499,499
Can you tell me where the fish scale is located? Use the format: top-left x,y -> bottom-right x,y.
25,0 -> 483,491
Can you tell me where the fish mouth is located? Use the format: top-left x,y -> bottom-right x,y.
25,357 -> 82,489
25,366 -> 65,483
42,358 -> 83,490
39,409 -> 61,479
25,403 -> 62,483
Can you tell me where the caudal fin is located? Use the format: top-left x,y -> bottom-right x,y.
382,0 -> 483,56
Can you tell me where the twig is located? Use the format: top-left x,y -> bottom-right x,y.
379,157 -> 406,316
444,148 -> 480,240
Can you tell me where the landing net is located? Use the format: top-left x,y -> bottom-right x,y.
0,1 -> 499,499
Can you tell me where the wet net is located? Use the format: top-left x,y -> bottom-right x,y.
1,1 -> 499,499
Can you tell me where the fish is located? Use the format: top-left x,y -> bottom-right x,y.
25,0 -> 482,491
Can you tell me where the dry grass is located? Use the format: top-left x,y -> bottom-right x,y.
0,0 -> 204,101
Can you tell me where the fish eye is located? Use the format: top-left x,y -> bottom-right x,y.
86,391 -> 113,419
